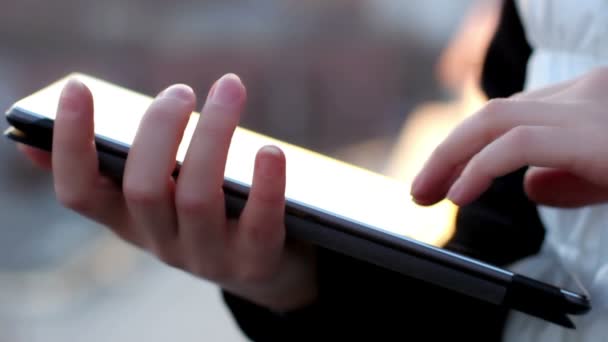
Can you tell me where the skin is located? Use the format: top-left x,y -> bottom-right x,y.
19,74 -> 317,312
412,66 -> 608,209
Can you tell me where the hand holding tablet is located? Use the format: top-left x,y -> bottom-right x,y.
5,73 -> 591,327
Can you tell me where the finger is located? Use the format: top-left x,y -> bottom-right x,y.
511,77 -> 579,100
123,84 -> 195,251
558,67 -> 608,100
52,79 -> 127,229
445,126 -> 589,206
412,162 -> 465,206
234,146 -> 287,281
411,100 -> 574,205
525,168 -> 608,207
17,144 -> 52,170
176,74 -> 246,273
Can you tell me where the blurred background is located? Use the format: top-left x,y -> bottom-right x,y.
0,0 -> 497,341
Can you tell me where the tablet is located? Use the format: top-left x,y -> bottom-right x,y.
4,73 -> 591,328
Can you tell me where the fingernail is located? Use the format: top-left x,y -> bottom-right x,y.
446,179 -> 463,204
60,79 -> 85,101
59,79 -> 88,114
258,145 -> 285,178
158,84 -> 194,102
209,74 -> 243,106
64,78 -> 85,92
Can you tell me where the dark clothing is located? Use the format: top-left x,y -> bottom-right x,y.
223,1 -> 542,340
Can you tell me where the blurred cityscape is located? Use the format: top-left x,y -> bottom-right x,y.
0,1 -> 478,341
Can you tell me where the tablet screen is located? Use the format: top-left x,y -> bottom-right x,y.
12,73 -> 456,247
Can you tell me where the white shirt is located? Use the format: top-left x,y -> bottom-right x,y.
504,1 -> 608,341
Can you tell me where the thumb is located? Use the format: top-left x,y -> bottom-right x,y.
524,167 -> 608,207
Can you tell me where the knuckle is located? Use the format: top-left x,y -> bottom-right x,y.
194,262 -> 231,282
55,187 -> 91,212
507,126 -> 534,147
123,181 -> 166,206
245,224 -> 283,246
482,98 -> 511,116
477,99 -> 521,139
503,126 -> 536,165
176,190 -> 222,215
478,98 -> 515,129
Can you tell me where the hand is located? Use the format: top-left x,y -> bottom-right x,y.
411,67 -> 608,208
18,74 -> 317,312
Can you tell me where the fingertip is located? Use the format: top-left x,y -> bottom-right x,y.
409,164 -> 455,205
207,73 -> 246,107
62,78 -> 91,99
158,84 -> 196,104
245,146 -> 286,213
410,173 -> 424,197
410,184 -> 434,206
224,73 -> 244,89
411,196 -> 440,207
240,146 -> 286,245
258,145 -> 285,161
255,145 -> 286,179
410,175 -> 447,207
58,78 -> 93,117
445,179 -> 463,204
64,78 -> 85,93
